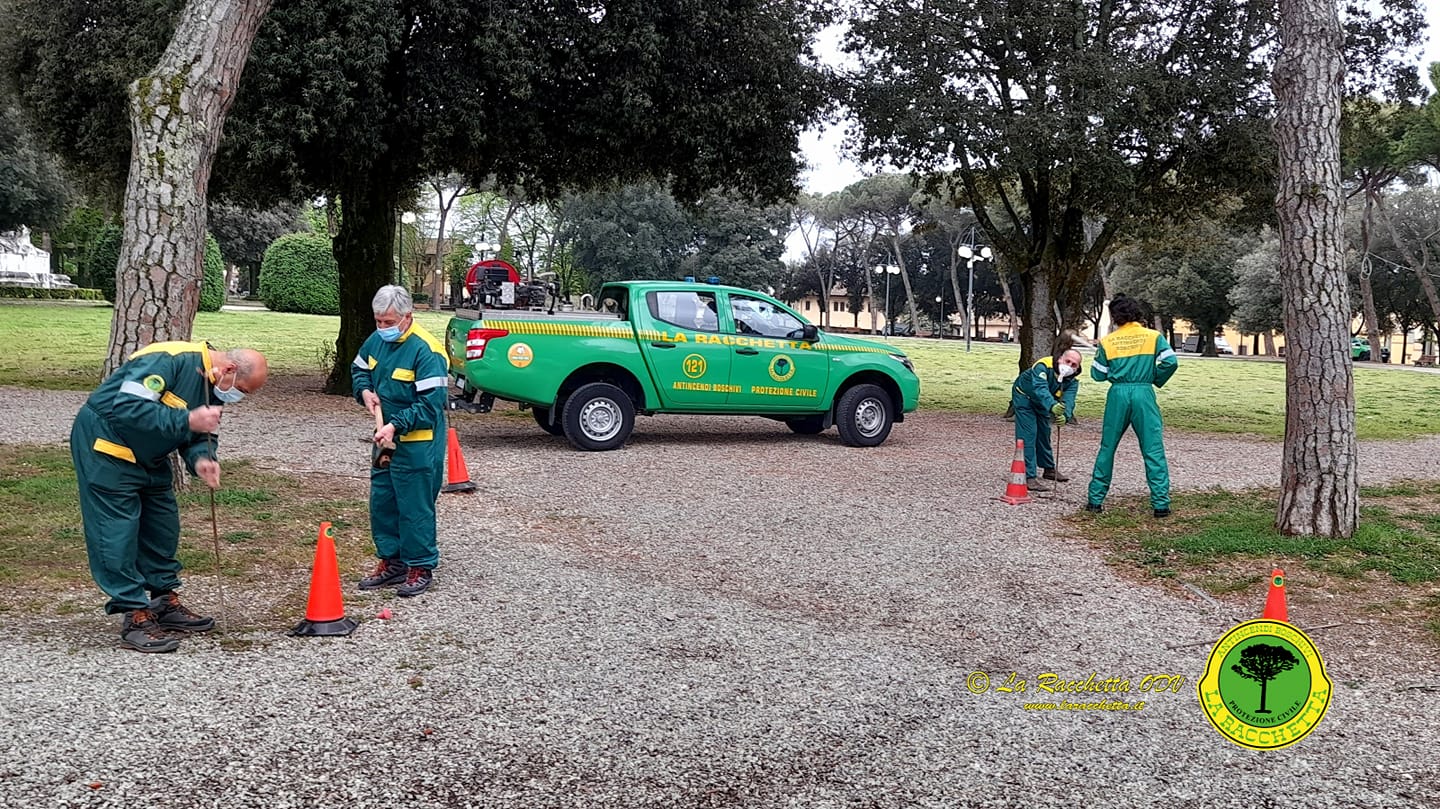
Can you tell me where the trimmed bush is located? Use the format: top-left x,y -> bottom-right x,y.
259,233 -> 339,315
81,224 -> 122,303
0,287 -> 105,300
199,233 -> 225,312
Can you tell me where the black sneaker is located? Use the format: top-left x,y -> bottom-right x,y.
359,558 -> 408,590
1042,468 -> 1070,483
1154,508 -> 1172,519
120,609 -> 180,653
1025,476 -> 1051,492
149,592 -> 215,632
1084,503 -> 1103,513
396,567 -> 433,598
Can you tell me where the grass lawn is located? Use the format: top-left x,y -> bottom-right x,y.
1069,483 -> 1440,643
0,443 -> 373,632
4,301 -> 1439,439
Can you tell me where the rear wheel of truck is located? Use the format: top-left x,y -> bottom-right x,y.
531,405 -> 565,436
835,384 -> 893,447
785,415 -> 827,435
561,382 -> 635,451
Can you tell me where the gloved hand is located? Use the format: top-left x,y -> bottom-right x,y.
1050,402 -> 1065,419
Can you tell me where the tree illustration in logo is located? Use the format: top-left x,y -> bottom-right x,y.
1231,643 -> 1298,714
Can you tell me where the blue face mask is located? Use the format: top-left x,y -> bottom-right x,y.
377,325 -> 403,343
213,385 -> 245,404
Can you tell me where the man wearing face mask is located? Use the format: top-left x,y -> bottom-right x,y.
352,285 -> 449,597
1010,348 -> 1083,491
70,342 -> 268,652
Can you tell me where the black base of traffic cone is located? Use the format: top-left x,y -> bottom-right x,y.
289,616 -> 359,637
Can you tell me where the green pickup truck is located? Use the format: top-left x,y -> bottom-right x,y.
444,280 -> 920,450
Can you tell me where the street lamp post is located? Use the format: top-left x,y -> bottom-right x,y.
398,211 -> 417,287
936,295 -> 944,339
873,264 -> 900,335
959,238 -> 994,353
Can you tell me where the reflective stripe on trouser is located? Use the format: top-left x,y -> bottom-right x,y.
369,436 -> 444,569
1087,383 -> 1171,509
69,410 -> 183,614
1011,391 -> 1055,478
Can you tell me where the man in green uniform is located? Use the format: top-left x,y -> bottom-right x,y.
1085,295 -> 1178,517
71,343 -> 269,652
353,285 -> 449,597
1010,348 -> 1082,491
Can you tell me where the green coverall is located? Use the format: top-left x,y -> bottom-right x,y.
351,323 -> 449,570
1086,322 -> 1179,510
69,342 -> 220,614
1010,356 -> 1079,479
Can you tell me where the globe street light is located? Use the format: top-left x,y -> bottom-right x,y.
936,295 -> 944,339
959,237 -> 994,353
874,264 -> 901,335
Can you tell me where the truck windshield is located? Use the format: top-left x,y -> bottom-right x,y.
730,294 -> 804,339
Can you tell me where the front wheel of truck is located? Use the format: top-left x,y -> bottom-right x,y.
531,405 -> 565,436
835,383 -> 893,447
561,382 -> 635,451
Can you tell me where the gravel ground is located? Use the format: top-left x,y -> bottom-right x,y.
2,381 -> 1438,808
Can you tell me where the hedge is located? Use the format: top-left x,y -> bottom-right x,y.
199,233 -> 226,312
0,286 -> 106,300
259,233 -> 339,315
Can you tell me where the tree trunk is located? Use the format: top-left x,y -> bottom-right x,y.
105,0 -> 273,374
891,235 -> 920,334
326,178 -> 397,395
1357,195 -> 1383,362
998,270 -> 1018,342
1264,331 -> 1277,357
1273,0 -> 1357,538
1018,270 -> 1057,369
865,268 -> 877,334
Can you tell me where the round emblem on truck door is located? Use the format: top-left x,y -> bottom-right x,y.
682,353 -> 707,379
768,354 -> 795,383
507,342 -> 534,368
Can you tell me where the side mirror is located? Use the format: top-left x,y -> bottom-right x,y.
800,324 -> 819,342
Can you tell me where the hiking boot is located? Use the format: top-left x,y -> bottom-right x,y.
1153,508 -> 1172,519
1084,503 -> 1103,514
120,609 -> 180,654
359,558 -> 408,590
1042,468 -> 1070,483
149,592 -> 215,632
396,567 -> 433,598
1026,476 -> 1051,492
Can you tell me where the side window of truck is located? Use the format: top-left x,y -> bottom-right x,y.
730,294 -> 804,339
649,290 -> 721,333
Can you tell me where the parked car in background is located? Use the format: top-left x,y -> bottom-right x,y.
1180,334 -> 1233,355
1352,337 -> 1391,363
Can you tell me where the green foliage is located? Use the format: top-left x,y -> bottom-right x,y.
0,103 -> 70,230
1230,232 -> 1285,336
199,232 -> 225,312
259,233 -> 339,315
0,287 -> 104,300
49,206 -> 110,283
79,224 -> 121,302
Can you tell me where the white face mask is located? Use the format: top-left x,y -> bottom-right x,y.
1059,364 -> 1078,379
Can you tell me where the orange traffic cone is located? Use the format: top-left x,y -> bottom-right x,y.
999,439 -> 1031,505
1262,568 -> 1288,622
442,427 -> 477,494
290,522 -> 359,637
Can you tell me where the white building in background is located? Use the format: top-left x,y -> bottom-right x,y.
0,226 -> 74,288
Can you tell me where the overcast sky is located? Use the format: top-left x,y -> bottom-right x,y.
797,6 -> 1440,195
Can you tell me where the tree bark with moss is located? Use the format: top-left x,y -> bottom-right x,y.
106,0 -> 271,374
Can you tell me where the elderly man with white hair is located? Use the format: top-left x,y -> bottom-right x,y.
351,285 -> 450,597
